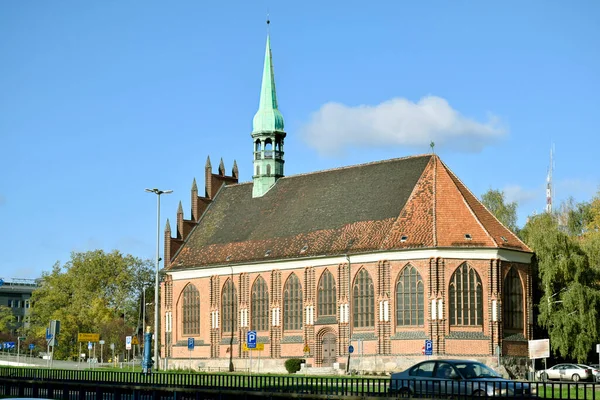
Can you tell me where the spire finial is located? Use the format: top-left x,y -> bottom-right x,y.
430,141 -> 435,154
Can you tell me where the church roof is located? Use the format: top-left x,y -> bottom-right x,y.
169,154 -> 530,269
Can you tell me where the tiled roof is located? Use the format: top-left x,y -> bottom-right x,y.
169,154 -> 530,269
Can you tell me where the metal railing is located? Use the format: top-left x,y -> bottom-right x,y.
2,366 -> 600,399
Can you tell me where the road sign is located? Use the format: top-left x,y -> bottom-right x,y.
303,345 -> 310,353
110,343 -> 115,350
242,343 -> 264,351
78,333 -> 100,342
349,345 -> 354,354
46,328 -> 52,340
188,338 -> 195,350
99,340 -> 105,345
87,342 -> 93,350
131,336 -> 139,345
247,330 -> 257,349
125,336 -> 132,350
425,340 -> 433,356
29,344 -> 35,350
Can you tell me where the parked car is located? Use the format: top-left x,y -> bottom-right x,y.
390,359 -> 536,397
535,364 -> 593,382
588,364 -> 600,381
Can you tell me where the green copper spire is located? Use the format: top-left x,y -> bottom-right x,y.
252,35 -> 285,133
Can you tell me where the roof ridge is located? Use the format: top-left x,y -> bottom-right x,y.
280,154 -> 433,180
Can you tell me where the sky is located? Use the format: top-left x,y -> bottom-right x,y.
1,1 -> 599,280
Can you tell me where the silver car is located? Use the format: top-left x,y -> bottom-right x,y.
536,363 -> 593,382
390,359 -> 536,397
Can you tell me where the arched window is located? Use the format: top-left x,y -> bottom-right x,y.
396,265 -> 424,326
251,276 -> 269,331
266,164 -> 272,176
317,270 -> 336,317
449,264 -> 483,326
503,268 -> 523,330
221,279 -> 237,333
256,166 -> 260,176
255,140 -> 262,152
182,284 -> 201,335
284,274 -> 302,330
353,269 -> 374,328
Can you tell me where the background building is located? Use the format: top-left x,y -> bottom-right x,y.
0,278 -> 38,335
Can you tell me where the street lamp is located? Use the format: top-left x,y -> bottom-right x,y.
145,187 -> 173,370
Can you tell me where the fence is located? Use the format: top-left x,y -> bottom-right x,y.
2,366 -> 600,399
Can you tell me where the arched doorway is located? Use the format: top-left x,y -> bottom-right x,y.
321,332 -> 337,367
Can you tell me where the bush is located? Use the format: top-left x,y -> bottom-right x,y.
284,358 -> 305,374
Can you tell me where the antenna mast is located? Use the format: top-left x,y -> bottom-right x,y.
545,144 -> 554,213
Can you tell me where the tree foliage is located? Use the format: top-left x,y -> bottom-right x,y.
481,189 -> 518,233
0,305 -> 15,335
522,193 -> 600,362
28,250 -> 153,360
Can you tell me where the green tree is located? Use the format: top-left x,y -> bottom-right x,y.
29,250 -> 153,360
521,212 -> 600,362
481,189 -> 518,233
0,305 -> 15,335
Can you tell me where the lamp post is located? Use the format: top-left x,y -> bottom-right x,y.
145,188 -> 173,370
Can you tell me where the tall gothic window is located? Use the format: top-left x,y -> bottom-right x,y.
182,284 -> 201,335
396,265 -> 424,326
317,270 -> 336,317
251,276 -> 269,331
221,279 -> 237,334
283,274 -> 302,330
353,269 -> 375,328
503,268 -> 524,330
449,263 -> 483,326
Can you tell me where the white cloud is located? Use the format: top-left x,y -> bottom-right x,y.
503,184 -> 540,205
300,96 -> 506,155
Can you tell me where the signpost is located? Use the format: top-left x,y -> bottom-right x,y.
126,336 -> 132,371
246,331 -> 257,374
188,338 -> 194,370
529,338 -> 550,379
424,339 -> 433,356
99,340 -> 105,363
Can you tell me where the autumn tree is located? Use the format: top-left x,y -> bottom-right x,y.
481,189 -> 519,233
28,250 -> 153,360
0,305 -> 15,337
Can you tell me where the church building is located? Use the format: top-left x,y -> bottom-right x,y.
160,31 -> 533,372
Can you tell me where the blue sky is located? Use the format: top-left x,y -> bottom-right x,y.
1,1 -> 598,280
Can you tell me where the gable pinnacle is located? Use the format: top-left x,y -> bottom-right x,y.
192,178 -> 198,192
165,218 -> 171,233
177,201 -> 183,214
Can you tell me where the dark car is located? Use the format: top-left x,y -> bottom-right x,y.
390,359 -> 536,397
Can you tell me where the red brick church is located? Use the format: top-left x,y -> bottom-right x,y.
160,32 -> 533,372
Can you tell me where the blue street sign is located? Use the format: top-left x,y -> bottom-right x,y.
29,344 -> 35,350
187,337 -> 194,350
348,345 -> 354,354
46,328 -> 52,340
425,339 -> 433,356
247,330 -> 257,349
88,342 -> 93,350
